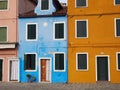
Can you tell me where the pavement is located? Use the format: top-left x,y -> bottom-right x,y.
0,82 -> 120,90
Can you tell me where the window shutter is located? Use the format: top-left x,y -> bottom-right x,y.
118,54 -> 120,69
28,24 -> 36,39
77,21 -> 87,37
24,54 -> 27,70
116,20 -> 120,36
76,0 -> 86,7
0,27 -> 7,42
0,0 -> 7,10
41,0 -> 49,10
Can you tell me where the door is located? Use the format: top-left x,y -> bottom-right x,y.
9,60 -> 18,81
0,59 -> 3,81
97,57 -> 109,81
41,59 -> 51,82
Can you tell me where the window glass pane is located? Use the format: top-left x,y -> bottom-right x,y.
118,54 -> 120,69
55,23 -> 64,39
0,0 -> 7,10
0,27 -> 7,42
115,0 -> 120,4
76,0 -> 86,7
24,54 -> 35,70
77,54 -> 87,69
77,21 -> 87,37
27,24 -> 36,40
41,0 -> 49,10
55,53 -> 64,70
116,19 -> 120,36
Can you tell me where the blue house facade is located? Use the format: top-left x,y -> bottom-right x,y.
18,0 -> 67,83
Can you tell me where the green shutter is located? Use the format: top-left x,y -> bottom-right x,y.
0,27 -> 7,42
0,0 -> 7,10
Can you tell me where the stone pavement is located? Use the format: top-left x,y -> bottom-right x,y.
0,82 -> 120,90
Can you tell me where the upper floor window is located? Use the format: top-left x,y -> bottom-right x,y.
24,53 -> 36,71
76,53 -> 88,71
115,18 -> 120,37
76,0 -> 87,7
0,27 -> 7,42
0,0 -> 8,10
115,0 -> 120,5
76,20 -> 88,38
26,23 -> 37,41
54,22 -> 65,40
116,52 -> 120,71
41,0 -> 49,10
54,53 -> 65,72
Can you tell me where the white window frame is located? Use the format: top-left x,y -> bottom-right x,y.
114,0 -> 120,6
75,0 -> 88,8
0,26 -> 8,42
76,52 -> 89,71
0,0 -> 9,11
116,52 -> 120,71
54,52 -> 66,72
75,20 -> 88,38
26,23 -> 38,41
53,22 -> 66,40
40,0 -> 50,11
24,53 -> 37,72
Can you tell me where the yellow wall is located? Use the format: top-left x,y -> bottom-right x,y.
68,0 -> 120,83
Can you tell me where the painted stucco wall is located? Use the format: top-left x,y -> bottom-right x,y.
68,0 -> 120,83
18,16 -> 68,83
0,0 -> 18,82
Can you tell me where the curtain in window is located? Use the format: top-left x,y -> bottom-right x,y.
0,0 -> 7,9
0,27 -> 7,42
10,60 -> 18,80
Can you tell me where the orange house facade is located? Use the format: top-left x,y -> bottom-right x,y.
0,0 -> 19,82
68,0 -> 120,83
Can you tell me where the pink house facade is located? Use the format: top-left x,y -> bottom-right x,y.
0,0 -> 19,82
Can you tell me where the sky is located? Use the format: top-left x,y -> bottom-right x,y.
59,0 -> 67,3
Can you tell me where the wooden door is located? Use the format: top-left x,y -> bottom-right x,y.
97,57 -> 108,81
41,59 -> 50,82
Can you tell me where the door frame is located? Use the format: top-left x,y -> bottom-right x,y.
0,58 -> 4,81
39,57 -> 52,83
95,55 -> 110,81
8,59 -> 19,82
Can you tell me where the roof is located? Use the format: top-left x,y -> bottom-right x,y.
19,0 -> 67,17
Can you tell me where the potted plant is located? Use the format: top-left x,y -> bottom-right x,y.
26,74 -> 31,82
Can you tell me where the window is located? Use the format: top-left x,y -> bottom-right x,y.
0,27 -> 7,42
24,54 -> 36,71
115,0 -> 120,5
26,23 -> 37,40
76,20 -> 88,38
54,53 -> 65,71
76,53 -> 88,70
115,19 -> 120,37
117,52 -> 120,70
76,0 -> 87,7
41,0 -> 49,10
54,22 -> 65,40
0,0 -> 8,10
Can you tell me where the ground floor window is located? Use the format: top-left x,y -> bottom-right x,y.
54,53 -> 65,71
24,53 -> 36,71
76,53 -> 88,71
117,52 -> 120,70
